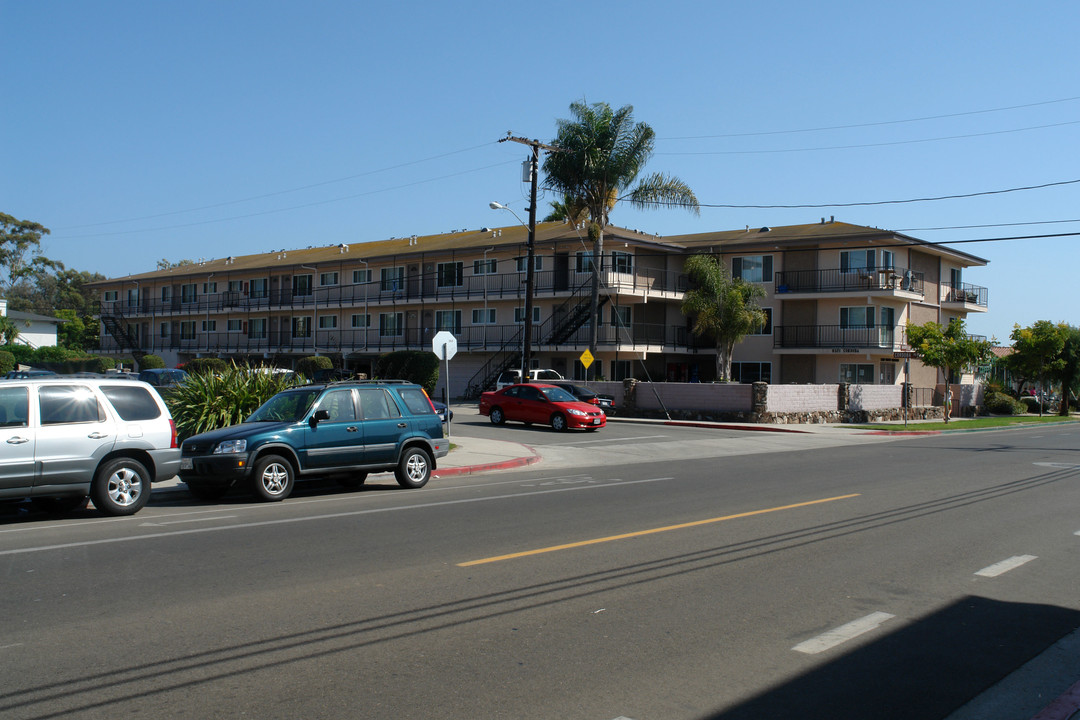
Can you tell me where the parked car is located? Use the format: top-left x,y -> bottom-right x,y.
547,381 -> 616,414
4,369 -> 58,379
479,383 -> 606,431
138,368 -> 189,389
0,378 -> 180,515
432,400 -> 453,423
495,368 -> 564,390
178,380 -> 450,502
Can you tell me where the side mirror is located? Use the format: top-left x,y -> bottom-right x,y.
310,409 -> 330,426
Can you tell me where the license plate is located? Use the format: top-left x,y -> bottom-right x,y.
180,458 -> 192,470
592,418 -> 601,424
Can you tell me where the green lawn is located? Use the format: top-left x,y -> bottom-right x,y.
850,415 -> 1078,431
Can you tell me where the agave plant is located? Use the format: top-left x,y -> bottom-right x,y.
167,363 -> 302,440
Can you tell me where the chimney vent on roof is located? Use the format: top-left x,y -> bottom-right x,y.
759,227 -> 771,233
830,216 -> 835,223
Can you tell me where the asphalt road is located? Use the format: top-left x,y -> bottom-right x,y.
2,422 -> 1078,719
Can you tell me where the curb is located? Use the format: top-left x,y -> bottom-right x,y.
433,454 -> 542,478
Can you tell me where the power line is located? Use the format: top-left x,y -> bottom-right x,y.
897,218 -> 1080,232
661,95 -> 1080,140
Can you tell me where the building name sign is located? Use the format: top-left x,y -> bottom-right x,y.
830,347 -> 859,353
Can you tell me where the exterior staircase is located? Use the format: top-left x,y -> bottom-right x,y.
99,305 -> 146,359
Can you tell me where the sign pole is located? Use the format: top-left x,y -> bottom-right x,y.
443,347 -> 450,443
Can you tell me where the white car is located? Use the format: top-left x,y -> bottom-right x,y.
495,368 -> 564,390
0,378 -> 181,515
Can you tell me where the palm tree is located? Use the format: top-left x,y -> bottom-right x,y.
542,194 -> 588,225
542,101 -> 699,369
681,254 -> 767,382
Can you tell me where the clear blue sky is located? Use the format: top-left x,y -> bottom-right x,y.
4,0 -> 1078,344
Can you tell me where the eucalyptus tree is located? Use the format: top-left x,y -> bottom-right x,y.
542,101 -> 699,365
681,254 -> 767,382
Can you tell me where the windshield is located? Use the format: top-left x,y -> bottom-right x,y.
540,387 -> 577,403
247,388 -> 321,423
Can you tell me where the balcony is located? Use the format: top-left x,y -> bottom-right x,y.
774,324 -> 905,351
940,282 -> 988,311
774,267 -> 924,297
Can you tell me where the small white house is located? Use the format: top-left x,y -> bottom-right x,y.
0,297 -> 65,348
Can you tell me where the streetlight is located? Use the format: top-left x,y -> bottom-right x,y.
489,201 -> 536,383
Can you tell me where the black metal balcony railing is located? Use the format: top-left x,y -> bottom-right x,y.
774,324 -> 905,350
940,281 -> 989,307
103,266 -> 689,319
774,267 -> 924,295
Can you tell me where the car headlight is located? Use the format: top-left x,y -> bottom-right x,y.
567,408 -> 587,417
214,439 -> 247,454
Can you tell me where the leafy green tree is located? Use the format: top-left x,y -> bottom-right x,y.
1,213 -> 56,298
542,101 -> 699,365
0,315 -> 20,345
681,254 -> 767,382
1007,320 -> 1066,402
542,195 -> 588,224
1055,325 -> 1080,415
907,318 -> 993,422
156,258 -> 196,271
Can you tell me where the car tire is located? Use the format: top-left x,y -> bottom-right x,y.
489,407 -> 505,425
395,446 -> 432,489
338,472 -> 368,489
550,413 -> 568,432
185,481 -> 231,501
250,454 -> 295,501
91,457 -> 151,516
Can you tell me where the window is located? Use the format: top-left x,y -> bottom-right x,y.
610,305 -> 631,327
292,316 -> 311,338
379,312 -> 403,337
203,281 -> 217,294
472,308 -> 496,325
381,266 -> 404,292
731,362 -> 772,383
227,319 -> 243,332
292,274 -> 313,297
248,318 -> 267,339
840,306 -> 875,328
435,310 -> 461,333
126,288 -> 139,307
201,320 -> 217,332
159,322 -> 170,338
320,272 -> 339,287
99,385 -> 161,421
181,283 -> 198,304
352,268 -> 372,284
881,250 -> 894,270
575,251 -> 595,273
840,363 -> 875,384
516,256 -> 543,272
317,389 -> 356,422
437,261 -> 463,288
180,321 -> 196,339
611,251 -> 633,273
397,387 -> 435,416
610,360 -> 632,382
103,290 -> 118,303
318,315 -> 338,329
228,280 -> 243,293
160,286 -> 172,303
749,307 -> 773,335
250,278 -> 269,299
359,387 -> 401,420
38,386 -> 104,425
840,250 -> 874,273
514,306 -> 541,323
732,255 -> 773,283
350,314 -> 370,328
473,259 -> 497,275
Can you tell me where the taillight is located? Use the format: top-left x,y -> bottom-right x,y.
421,388 -> 438,414
169,419 -> 179,449
589,398 -> 600,405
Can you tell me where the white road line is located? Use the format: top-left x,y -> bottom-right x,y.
975,555 -> 1038,577
559,434 -> 669,446
792,612 -> 896,655
139,515 -> 239,527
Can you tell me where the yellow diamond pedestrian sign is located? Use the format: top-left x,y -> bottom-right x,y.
579,349 -> 594,369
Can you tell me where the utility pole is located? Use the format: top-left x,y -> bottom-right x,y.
498,134 -> 559,381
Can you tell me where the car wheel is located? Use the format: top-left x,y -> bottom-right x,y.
395,446 -> 432,489
489,407 -> 505,425
550,413 -> 568,432
32,495 -> 89,514
338,472 -> 368,490
185,481 -> 231,501
250,454 -> 295,501
91,458 -> 150,516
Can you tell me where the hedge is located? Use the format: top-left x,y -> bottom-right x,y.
374,350 -> 439,394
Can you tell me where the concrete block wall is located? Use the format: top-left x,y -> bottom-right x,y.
848,385 -> 903,411
765,384 -> 839,413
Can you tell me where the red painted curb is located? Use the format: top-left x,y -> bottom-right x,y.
433,454 -> 541,478
1031,678 -> 1080,720
863,430 -> 943,436
662,420 -> 811,434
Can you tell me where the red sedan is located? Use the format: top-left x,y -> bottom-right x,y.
479,383 -> 606,431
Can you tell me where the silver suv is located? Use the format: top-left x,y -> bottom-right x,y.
0,378 -> 181,515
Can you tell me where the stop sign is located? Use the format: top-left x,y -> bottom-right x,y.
432,331 -> 457,360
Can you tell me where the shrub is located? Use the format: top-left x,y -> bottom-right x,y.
166,363 -> 303,440
138,354 -> 166,370
183,357 -> 229,376
296,355 -> 333,379
1,344 -> 34,365
0,350 -> 13,375
985,391 -> 1025,415
375,350 -> 439,394
89,355 -> 116,371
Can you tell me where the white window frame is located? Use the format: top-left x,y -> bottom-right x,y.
320,272 -> 339,287
610,305 -> 631,327
733,255 -> 773,283
350,313 -> 370,328
381,266 -> 405,292
379,312 -> 403,337
201,320 -> 217,332
575,251 -> 595,273
103,290 -> 119,303
840,250 -> 875,274
318,315 -> 338,329
472,308 -> 496,325
160,286 -> 172,303
611,251 -> 633,274
840,363 -> 875,384
180,321 -> 197,340
435,310 -> 461,333
516,256 -> 543,272
202,281 -> 217,294
250,277 -> 269,298
748,307 -> 773,336
352,268 -> 372,284
514,306 -> 541,323
731,361 -> 772,383
437,261 -> 464,288
473,259 -> 497,275
840,306 -> 875,328
292,316 -> 312,338
293,274 -> 313,297
248,318 -> 267,339
181,283 -> 198,304
227,319 -> 243,333
159,322 -> 170,338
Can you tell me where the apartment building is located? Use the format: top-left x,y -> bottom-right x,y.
93,219 -> 988,396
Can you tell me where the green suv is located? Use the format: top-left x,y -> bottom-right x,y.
178,381 -> 449,501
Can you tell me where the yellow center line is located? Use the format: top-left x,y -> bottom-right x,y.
457,493 -> 861,567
